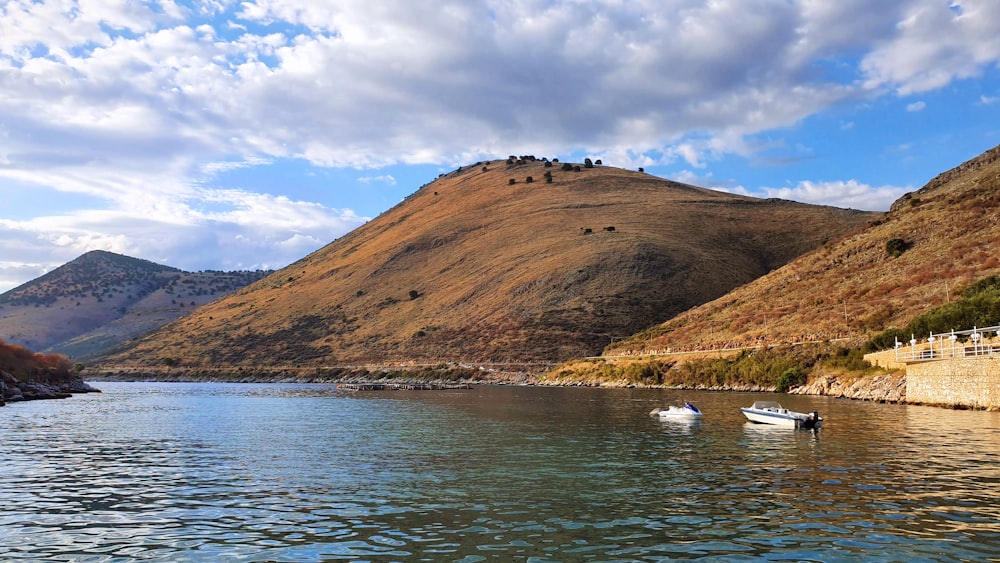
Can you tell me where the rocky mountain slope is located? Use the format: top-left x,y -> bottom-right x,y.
0,251 -> 270,359
606,143 -> 1000,356
94,158 -> 876,368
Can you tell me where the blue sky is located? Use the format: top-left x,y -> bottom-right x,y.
1,0 -> 999,292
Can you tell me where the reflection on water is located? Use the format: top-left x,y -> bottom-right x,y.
1,382 -> 998,561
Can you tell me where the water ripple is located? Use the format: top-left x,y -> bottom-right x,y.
1,383 -> 998,561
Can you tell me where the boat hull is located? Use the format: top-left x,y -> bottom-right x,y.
740,407 -> 822,429
658,409 -> 700,418
650,405 -> 701,418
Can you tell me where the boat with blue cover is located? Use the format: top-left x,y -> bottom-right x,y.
649,402 -> 702,418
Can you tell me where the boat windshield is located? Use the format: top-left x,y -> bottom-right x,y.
750,401 -> 782,409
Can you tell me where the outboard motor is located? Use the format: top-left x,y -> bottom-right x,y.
802,411 -> 820,429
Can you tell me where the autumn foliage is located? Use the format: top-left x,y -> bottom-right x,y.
0,339 -> 73,381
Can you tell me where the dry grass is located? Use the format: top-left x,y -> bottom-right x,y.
0,251 -> 269,358
607,143 -> 1000,356
93,159 -> 874,368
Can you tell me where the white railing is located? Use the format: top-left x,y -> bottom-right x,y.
895,325 -> 1000,362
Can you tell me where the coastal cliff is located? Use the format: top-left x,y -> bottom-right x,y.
792,373 -> 906,404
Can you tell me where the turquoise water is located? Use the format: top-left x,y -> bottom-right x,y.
1,382 -> 998,561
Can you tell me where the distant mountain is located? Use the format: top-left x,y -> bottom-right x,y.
0,251 -> 271,359
94,158 -> 876,369
605,143 -> 1000,355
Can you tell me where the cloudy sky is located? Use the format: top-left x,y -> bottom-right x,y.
2,0 -> 999,292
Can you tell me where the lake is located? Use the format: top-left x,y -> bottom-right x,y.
1,382 -> 998,561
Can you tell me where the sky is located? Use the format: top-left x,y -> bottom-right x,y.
1,0 -> 999,293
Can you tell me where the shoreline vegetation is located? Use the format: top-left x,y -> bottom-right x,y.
6,353 -> 972,411
93,364 -> 979,410
78,266 -> 1000,409
17,342 -> 993,410
58,275 -> 1000,410
80,350 -> 906,410
1,340 -> 100,406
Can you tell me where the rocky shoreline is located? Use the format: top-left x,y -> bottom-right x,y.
78,367 -> 913,407
1,371 -> 101,406
791,373 -> 906,403
84,368 -> 906,403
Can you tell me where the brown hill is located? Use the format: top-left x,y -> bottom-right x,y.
0,251 -> 271,359
605,143 -> 1000,356
94,158 -> 875,369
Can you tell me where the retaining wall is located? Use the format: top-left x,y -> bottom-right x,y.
905,356 -> 1000,409
864,349 -> 907,371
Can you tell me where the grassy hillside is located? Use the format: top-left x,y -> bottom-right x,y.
603,143 -> 1000,356
0,251 -> 270,358
542,144 -> 1000,389
93,158 -> 876,369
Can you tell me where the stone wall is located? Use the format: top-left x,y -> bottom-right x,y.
864,349 -> 907,371
905,356 -> 1000,410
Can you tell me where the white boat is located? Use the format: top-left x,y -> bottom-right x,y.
740,400 -> 822,429
649,402 -> 702,418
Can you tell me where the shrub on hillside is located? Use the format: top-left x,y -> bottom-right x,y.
0,339 -> 73,381
775,367 -> 806,392
668,347 -> 817,390
820,347 -> 872,372
885,238 -> 908,258
868,275 -> 1000,351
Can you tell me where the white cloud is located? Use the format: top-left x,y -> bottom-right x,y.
3,0 -> 992,178
672,144 -> 707,169
760,180 -> 911,211
201,157 -> 273,177
981,94 -> 1000,105
0,184 -> 368,292
357,175 -> 396,186
3,1 -> 997,163
1,0 -> 998,291
666,172 -> 908,212
860,0 -> 1000,95
0,0 -> 892,177
907,101 -> 927,112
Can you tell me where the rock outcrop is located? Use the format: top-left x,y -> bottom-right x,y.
792,373 -> 905,403
0,370 -> 100,405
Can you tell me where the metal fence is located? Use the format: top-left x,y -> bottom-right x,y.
894,324 -> 1000,362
